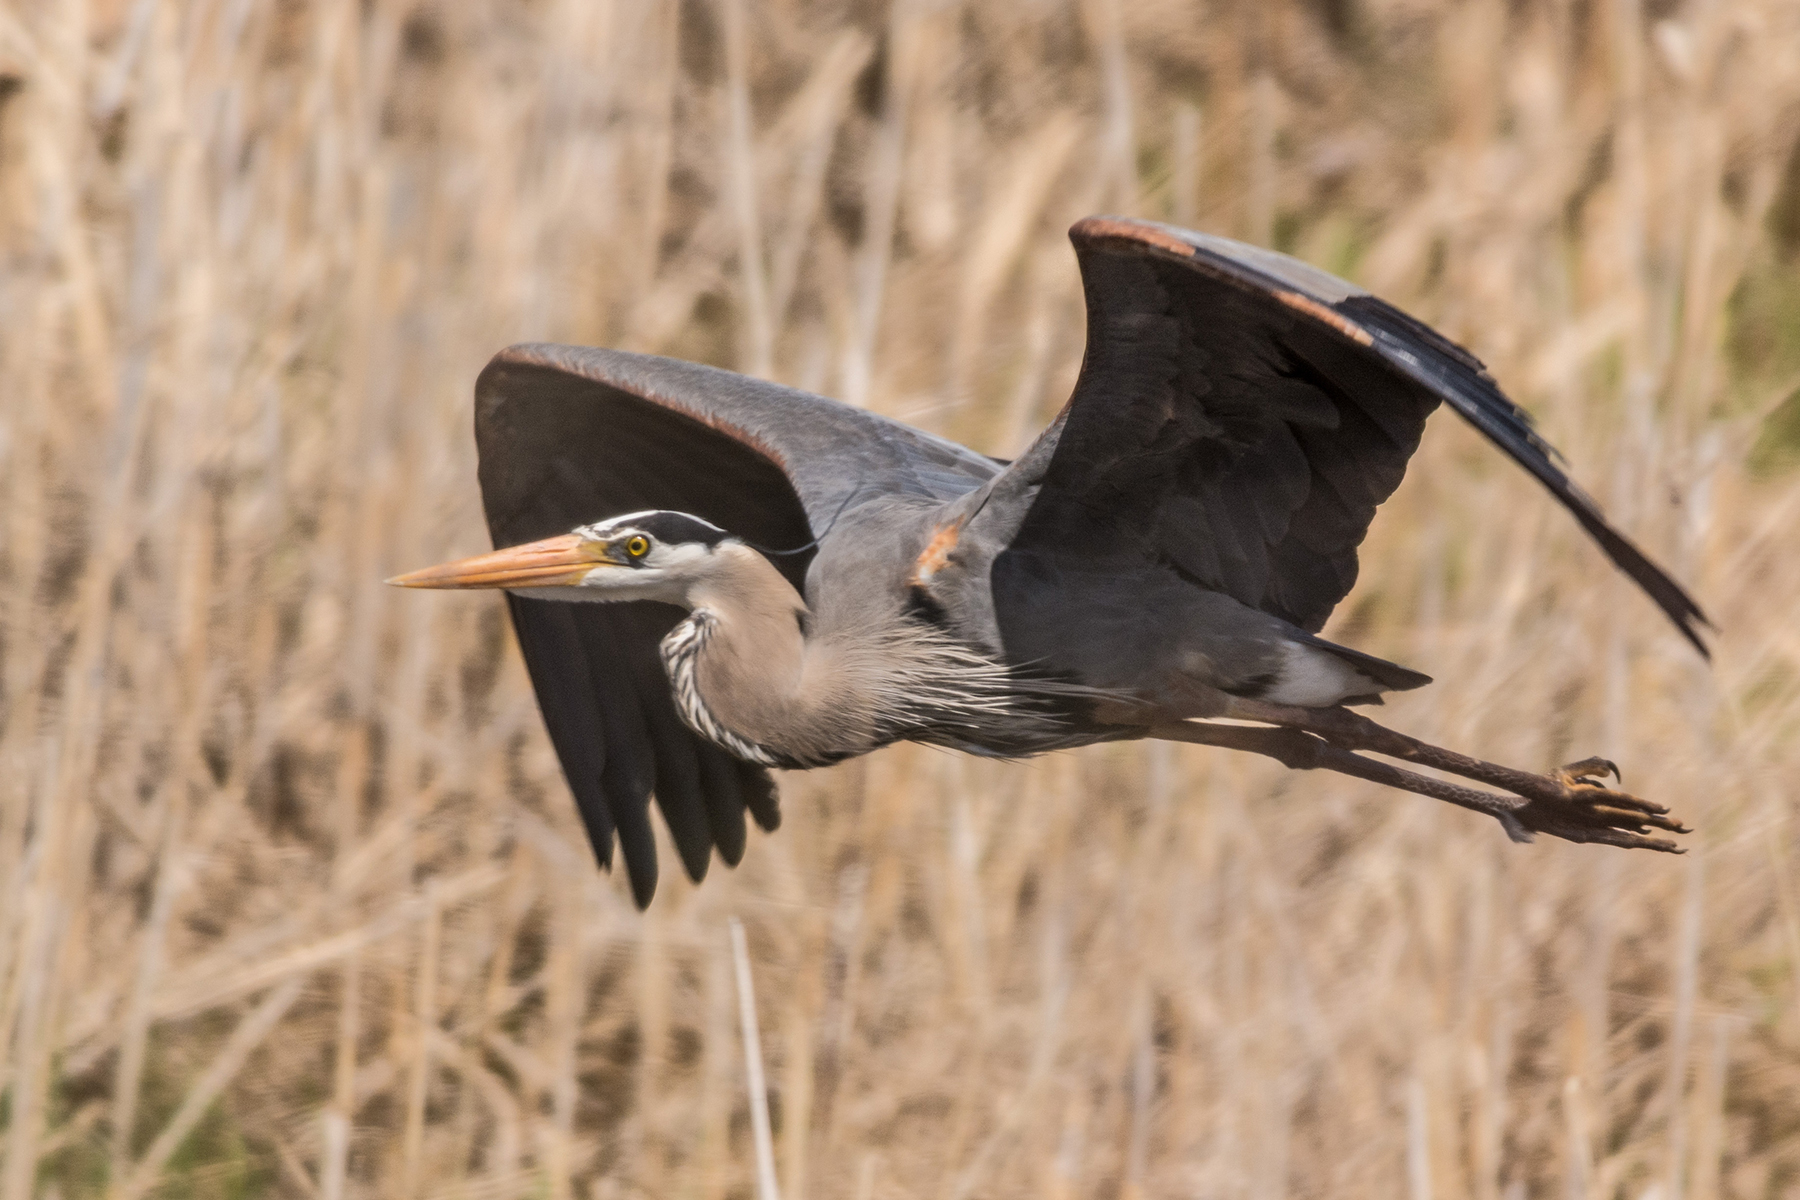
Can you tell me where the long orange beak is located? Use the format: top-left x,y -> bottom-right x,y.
386,533 -> 617,590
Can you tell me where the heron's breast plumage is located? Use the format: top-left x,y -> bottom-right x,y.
661,602 -> 1084,768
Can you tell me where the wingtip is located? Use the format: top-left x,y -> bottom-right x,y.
1681,619 -> 1715,663
628,867 -> 658,910
1661,584 -> 1715,662
593,848 -> 659,909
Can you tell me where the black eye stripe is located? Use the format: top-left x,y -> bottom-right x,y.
629,511 -> 730,547
588,511 -> 733,549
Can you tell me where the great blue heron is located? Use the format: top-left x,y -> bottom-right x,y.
393,216 -> 1705,907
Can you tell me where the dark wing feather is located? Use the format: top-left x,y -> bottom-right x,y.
1334,295 -> 1711,652
984,218 -> 1708,655
476,344 -> 998,905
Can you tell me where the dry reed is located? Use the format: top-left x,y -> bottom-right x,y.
2,0 -> 1800,1197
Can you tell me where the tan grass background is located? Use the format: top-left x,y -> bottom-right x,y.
3,0 -> 1800,1197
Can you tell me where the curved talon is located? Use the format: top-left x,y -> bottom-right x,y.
1557,756 -> 1622,786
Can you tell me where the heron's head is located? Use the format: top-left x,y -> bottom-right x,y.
388,510 -> 736,605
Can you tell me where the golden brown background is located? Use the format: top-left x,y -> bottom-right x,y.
3,0 -> 1799,1196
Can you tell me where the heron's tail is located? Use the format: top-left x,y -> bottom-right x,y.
1256,633 -> 1432,708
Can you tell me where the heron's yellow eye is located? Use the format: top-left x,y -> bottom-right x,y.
626,536 -> 649,559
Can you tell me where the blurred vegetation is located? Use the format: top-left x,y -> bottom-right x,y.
1735,265 -> 1800,472
2,0 -> 1799,1198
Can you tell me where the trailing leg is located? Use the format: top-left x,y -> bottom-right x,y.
1152,715 -> 1687,852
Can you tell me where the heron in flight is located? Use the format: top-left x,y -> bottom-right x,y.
394,216 -> 1705,907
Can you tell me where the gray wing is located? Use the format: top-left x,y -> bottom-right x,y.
476,344 -> 997,906
951,217 -> 1708,658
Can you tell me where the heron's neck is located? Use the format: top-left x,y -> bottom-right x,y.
662,543 -> 1041,767
668,544 -> 876,767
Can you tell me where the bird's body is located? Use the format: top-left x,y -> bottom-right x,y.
395,216 -> 1704,906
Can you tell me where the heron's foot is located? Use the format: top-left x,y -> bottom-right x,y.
1504,757 -> 1688,852
1155,708 -> 1692,852
1217,700 -> 1694,852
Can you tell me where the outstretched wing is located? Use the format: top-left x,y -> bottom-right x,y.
476,344 -> 998,906
967,217 -> 1708,655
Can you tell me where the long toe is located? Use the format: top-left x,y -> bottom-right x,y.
1514,765 -> 1690,852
